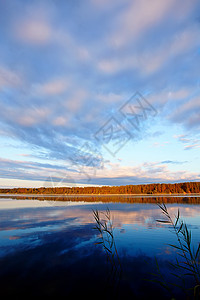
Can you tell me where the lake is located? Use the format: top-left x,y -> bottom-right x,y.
0,195 -> 200,299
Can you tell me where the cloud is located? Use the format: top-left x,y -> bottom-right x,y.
0,157 -> 199,186
110,0 -> 176,48
0,101 -> 51,127
0,66 -> 22,89
77,160 -> 200,185
169,95 -> 200,129
96,92 -> 124,103
36,78 -> 71,96
116,0 -> 198,49
168,89 -> 192,101
0,157 -> 71,182
15,19 -> 52,45
184,144 -> 200,150
174,134 -> 200,150
0,72 -> 107,167
140,25 -> 200,76
147,86 -> 200,132
152,142 -> 169,148
161,160 -> 188,165
52,116 -> 69,127
96,21 -> 200,84
12,2 -> 54,46
64,89 -> 89,113
72,160 -> 200,185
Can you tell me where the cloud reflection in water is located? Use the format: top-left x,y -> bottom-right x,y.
0,199 -> 200,299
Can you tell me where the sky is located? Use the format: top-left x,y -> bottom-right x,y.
0,0 -> 200,188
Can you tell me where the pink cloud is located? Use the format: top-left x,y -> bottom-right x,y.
110,0 -> 176,48
36,78 -> 71,96
15,19 -> 51,45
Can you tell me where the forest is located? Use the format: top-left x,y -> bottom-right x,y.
0,181 -> 200,195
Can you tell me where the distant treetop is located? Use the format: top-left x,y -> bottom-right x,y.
0,182 -> 200,195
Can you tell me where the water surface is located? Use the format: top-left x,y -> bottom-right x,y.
0,195 -> 200,299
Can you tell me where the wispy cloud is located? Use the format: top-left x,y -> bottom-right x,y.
0,157 -> 199,186
0,66 -> 23,89
174,134 -> 200,150
161,160 -> 188,165
184,144 -> 200,151
35,78 -> 71,96
109,0 -> 176,48
169,95 -> 200,130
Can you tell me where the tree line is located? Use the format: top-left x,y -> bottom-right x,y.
0,181 -> 200,195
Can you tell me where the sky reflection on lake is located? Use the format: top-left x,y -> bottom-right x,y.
1,197 -> 200,257
0,196 -> 200,299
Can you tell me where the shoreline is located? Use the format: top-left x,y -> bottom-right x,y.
0,193 -> 200,197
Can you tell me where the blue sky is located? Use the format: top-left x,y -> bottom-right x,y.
0,0 -> 200,188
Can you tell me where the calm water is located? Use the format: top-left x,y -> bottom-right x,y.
0,195 -> 200,299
